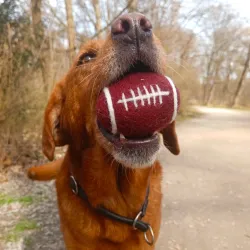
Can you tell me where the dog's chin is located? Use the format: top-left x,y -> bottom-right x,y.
96,123 -> 161,169
112,150 -> 158,169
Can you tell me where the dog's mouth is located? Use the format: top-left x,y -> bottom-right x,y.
98,121 -> 159,148
97,122 -> 160,168
96,60 -> 162,167
124,60 -> 153,75
112,60 -> 154,84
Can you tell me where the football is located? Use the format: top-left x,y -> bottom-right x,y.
96,72 -> 180,138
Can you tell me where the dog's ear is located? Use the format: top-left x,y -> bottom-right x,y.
161,121 -> 180,155
42,80 -> 68,161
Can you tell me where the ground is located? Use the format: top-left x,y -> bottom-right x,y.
0,107 -> 249,250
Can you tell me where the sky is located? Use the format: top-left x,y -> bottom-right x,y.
45,0 -> 250,21
0,0 -> 248,22
222,0 -> 250,20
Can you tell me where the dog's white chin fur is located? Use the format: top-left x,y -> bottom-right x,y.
113,150 -> 159,169
112,134 -> 164,168
96,129 -> 163,168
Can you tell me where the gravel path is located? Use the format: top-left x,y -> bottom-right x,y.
157,107 -> 250,250
0,107 -> 250,250
0,166 -> 64,250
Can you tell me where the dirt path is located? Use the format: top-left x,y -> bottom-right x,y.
0,169 -> 64,250
0,107 -> 249,250
157,107 -> 250,250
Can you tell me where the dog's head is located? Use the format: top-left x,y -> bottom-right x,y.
42,13 -> 180,168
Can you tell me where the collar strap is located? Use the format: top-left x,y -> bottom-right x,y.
70,175 -> 154,245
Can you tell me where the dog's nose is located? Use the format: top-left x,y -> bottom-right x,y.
111,13 -> 152,43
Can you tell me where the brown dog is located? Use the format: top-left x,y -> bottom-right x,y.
28,13 -> 180,250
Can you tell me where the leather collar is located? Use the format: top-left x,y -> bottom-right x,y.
69,175 -> 154,245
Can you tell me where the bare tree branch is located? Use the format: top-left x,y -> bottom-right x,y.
65,0 -> 76,63
90,0 -> 135,39
45,2 -> 67,28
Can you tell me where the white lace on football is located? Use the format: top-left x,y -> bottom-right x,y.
103,88 -> 118,134
117,84 -> 170,111
165,76 -> 178,123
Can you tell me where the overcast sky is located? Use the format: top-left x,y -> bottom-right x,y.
222,0 -> 249,19
46,0 -> 249,21
1,0 -> 247,22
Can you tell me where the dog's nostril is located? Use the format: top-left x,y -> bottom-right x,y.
111,18 -> 131,35
111,20 -> 123,35
121,19 -> 130,34
140,17 -> 152,32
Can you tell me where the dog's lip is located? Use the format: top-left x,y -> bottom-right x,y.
97,121 -> 159,147
110,60 -> 155,85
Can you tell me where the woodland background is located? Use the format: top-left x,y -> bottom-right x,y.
0,0 -> 250,165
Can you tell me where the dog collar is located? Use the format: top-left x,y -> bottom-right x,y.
69,175 -> 154,246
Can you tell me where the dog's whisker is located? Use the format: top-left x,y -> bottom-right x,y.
165,54 -> 192,73
166,65 -> 185,81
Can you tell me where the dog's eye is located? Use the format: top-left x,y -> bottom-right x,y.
77,53 -> 96,66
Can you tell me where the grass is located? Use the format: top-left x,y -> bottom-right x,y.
5,220 -> 39,243
23,236 -> 33,247
13,220 -> 39,233
5,233 -> 20,243
0,194 -> 34,206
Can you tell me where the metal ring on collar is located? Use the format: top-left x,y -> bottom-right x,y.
70,176 -> 78,195
144,225 -> 154,246
132,211 -> 143,230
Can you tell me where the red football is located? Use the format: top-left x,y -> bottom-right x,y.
96,72 -> 180,138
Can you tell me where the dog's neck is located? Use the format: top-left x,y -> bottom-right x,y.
67,145 -> 160,217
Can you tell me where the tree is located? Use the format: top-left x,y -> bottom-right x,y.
128,0 -> 137,12
194,4 -> 244,105
31,0 -> 43,47
65,0 -> 76,63
31,0 -> 53,93
0,0 -> 16,35
92,0 -> 101,38
231,44 -> 250,107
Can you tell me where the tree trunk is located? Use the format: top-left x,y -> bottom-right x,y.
6,23 -> 13,84
128,0 -> 137,12
206,60 -> 222,105
31,0 -> 43,47
64,0 -> 76,64
220,59 -> 233,106
92,0 -> 101,38
231,44 -> 250,107
179,34 -> 194,68
206,84 -> 215,105
31,0 -> 50,93
203,49 -> 215,105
